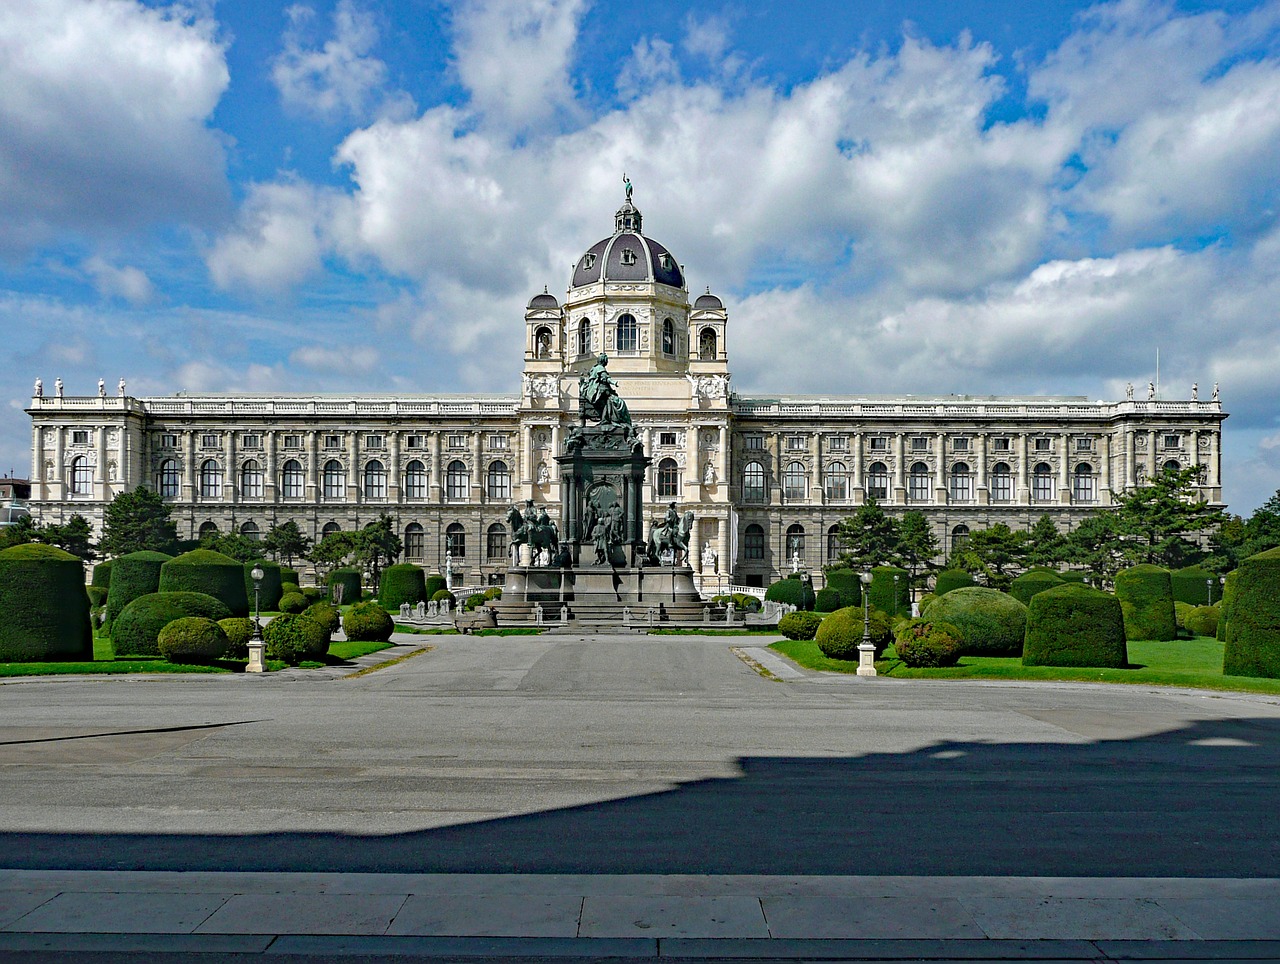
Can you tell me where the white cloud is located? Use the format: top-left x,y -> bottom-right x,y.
290,344 -> 379,373
206,180 -> 338,293
82,257 -> 155,305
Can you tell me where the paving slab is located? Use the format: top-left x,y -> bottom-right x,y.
385,893 -> 584,937
194,892 -> 407,935
1157,899 -> 1280,940
961,897 -> 1203,940
660,937 -> 1101,959
2,889 -> 230,933
0,891 -> 57,929
762,895 -> 986,939
579,894 -> 769,938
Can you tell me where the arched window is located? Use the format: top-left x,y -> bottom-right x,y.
827,524 -> 842,562
534,326 -> 552,358
363,460 -> 387,499
323,459 -> 345,499
487,522 -> 508,560
404,459 -> 427,500
949,462 -> 972,502
616,313 -> 637,352
786,523 -> 805,561
951,524 -> 970,556
657,457 -> 679,498
199,459 -> 222,499
825,462 -> 848,502
240,460 -> 263,500
699,327 -> 717,360
446,460 -> 468,500
1032,462 -> 1055,502
198,520 -> 219,540
744,523 -> 765,561
1163,459 -> 1182,474
404,523 -> 424,559
321,521 -> 341,539
743,461 -> 766,503
867,461 -> 889,500
577,318 -> 591,356
240,521 -> 259,541
1073,464 -> 1096,503
908,462 -> 930,502
446,522 -> 466,558
69,456 -> 92,495
991,462 -> 1013,502
783,461 -> 807,500
662,317 -> 675,355
281,459 -> 304,500
158,458 -> 180,498
487,460 -> 511,500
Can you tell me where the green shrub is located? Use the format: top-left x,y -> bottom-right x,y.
1023,584 -> 1127,668
91,560 -> 113,588
1114,565 -> 1177,641
765,577 -> 815,611
934,570 -> 974,596
263,612 -> 330,665
431,588 -> 455,605
778,611 -> 824,640
157,617 -> 228,664
822,568 -> 862,608
1223,547 -> 1280,679
814,587 -> 843,612
217,617 -> 255,659
0,544 -> 94,661
304,601 -> 340,637
424,573 -> 447,599
280,567 -> 300,586
733,593 -> 761,612
113,591 -> 232,657
1174,600 -> 1194,631
1218,569 -> 1239,641
280,581 -> 301,599
869,566 -> 910,617
464,592 -> 487,611
1186,605 -> 1219,638
278,592 -> 308,615
1171,566 -> 1217,607
484,587 -> 503,600
893,618 -> 963,668
343,600 -> 394,642
87,585 -> 108,607
326,568 -> 361,605
104,550 -> 172,626
1058,570 -> 1088,583
244,560 -> 282,613
301,586 -> 323,601
1009,570 -> 1065,607
379,563 -> 427,609
923,587 -> 1027,656
918,592 -> 937,615
815,605 -> 893,660
158,549 -> 249,617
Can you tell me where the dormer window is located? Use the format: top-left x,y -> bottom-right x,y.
659,253 -> 674,271
582,253 -> 596,270
620,247 -> 637,266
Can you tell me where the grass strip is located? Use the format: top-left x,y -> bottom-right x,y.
345,644 -> 433,678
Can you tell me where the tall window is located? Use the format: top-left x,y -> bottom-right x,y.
662,317 -> 675,355
323,460 -> 345,499
577,319 -> 591,356
282,459 -> 304,499
240,460 -> 264,499
487,523 -> 508,560
1073,464 -> 1096,503
1032,462 -> 1054,502
446,460 -> 468,500
743,461 -> 766,503
487,460 -> 511,500
786,524 -> 805,561
616,313 -> 637,352
321,522 -> 341,539
70,456 -> 92,495
744,523 -> 765,561
991,462 -> 1013,502
657,457 -> 679,498
404,523 -> 424,559
825,462 -> 848,501
158,459 -> 180,497
404,460 -> 427,500
867,461 -> 889,500
699,327 -> 716,359
908,462 -> 930,502
363,460 -> 387,499
951,524 -> 970,556
199,521 -> 219,540
240,521 -> 260,541
446,522 -> 466,558
199,459 -> 222,499
949,462 -> 972,502
827,524 -> 842,562
783,461 -> 807,500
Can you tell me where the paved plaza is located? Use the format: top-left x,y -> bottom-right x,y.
1,631 -> 1279,961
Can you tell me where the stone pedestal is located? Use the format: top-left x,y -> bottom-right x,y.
856,641 -> 877,677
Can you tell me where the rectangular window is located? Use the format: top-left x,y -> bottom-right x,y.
488,434 -> 508,449
993,438 -> 1011,452
283,434 -> 302,449
242,434 -> 261,449
827,435 -> 848,451
991,471 -> 1013,502
71,430 -> 89,445
448,434 -> 467,448
323,434 -> 341,449
1163,434 -> 1181,449
868,437 -> 888,451
786,435 -> 806,451
406,434 -> 424,449
910,436 -> 929,452
745,435 -> 764,450
364,434 -> 384,449
1076,437 -> 1094,452
201,434 -> 219,448
659,432 -> 677,446
952,437 -> 970,451
1034,437 -> 1052,451
159,433 -> 177,448
744,527 -> 765,561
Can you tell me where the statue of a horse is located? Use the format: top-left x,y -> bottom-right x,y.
527,517 -> 560,567
648,510 -> 694,566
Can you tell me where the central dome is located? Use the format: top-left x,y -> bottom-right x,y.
570,198 -> 685,290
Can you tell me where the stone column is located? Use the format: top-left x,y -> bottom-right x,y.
95,423 -> 107,494
116,421 -> 128,491
976,433 -> 989,504
550,423 -> 561,482
1209,429 -> 1221,488
348,431 -> 360,504
852,433 -> 864,490
31,426 -> 43,487
686,423 -> 700,490
811,434 -> 822,505
520,424 -> 533,486
935,432 -> 946,503
472,431 -> 483,500
771,433 -> 783,505
266,433 -> 278,503
185,431 -> 197,501
1146,429 -> 1158,480
226,431 -> 237,504
1123,429 -> 1134,489
1189,429 -> 1201,475
1100,434 -> 1112,505
718,424 -> 729,487
1059,432 -> 1070,504
307,432 -> 319,501
1016,435 -> 1029,504
893,433 -> 905,503
642,427 -> 653,501
690,516 -> 701,573
388,433 -> 400,502
430,432 -> 442,501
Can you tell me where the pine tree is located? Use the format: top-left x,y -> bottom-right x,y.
832,498 -> 900,570
99,488 -> 179,557
263,520 -> 311,566
1024,514 -> 1067,568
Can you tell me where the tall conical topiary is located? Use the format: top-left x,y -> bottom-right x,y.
0,544 -> 93,661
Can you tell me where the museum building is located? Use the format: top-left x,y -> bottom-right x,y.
25,195 -> 1227,587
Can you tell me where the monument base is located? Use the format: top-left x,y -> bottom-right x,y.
494,564 -> 706,627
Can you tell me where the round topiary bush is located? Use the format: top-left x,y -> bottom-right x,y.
304,601 -> 340,637
91,560 -> 113,589
1186,605 -> 1219,638
87,585 -> 108,607
1114,565 -> 1177,642
1217,569 -> 1239,642
464,592 -> 487,611
822,568 -> 862,608
732,593 -> 762,613
218,617 -> 255,659
814,587 -> 843,612
105,550 -> 173,627
431,588 -> 455,605
244,560 -> 282,613
1174,600 -> 1194,631
326,568 -> 361,605
263,612 -> 330,665
379,563 -> 427,610
1171,566 -> 1217,607
278,592 -> 308,615
1009,570 -> 1065,607
158,549 -> 249,617
923,587 -> 1028,656
934,570 -> 974,596
1223,547 -> 1280,679
280,581 -> 301,600
343,600 -> 394,642
815,605 -> 893,660
869,566 -> 911,617
113,591 -> 232,657
1023,584 -> 1127,668
765,576 -> 816,611
893,618 -> 963,668
301,586 -> 323,601
778,611 -> 823,640
918,592 -> 937,615
424,573 -> 447,599
483,586 -> 503,601
157,617 -> 228,664
0,544 -> 94,661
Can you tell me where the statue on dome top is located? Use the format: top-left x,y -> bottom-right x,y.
623,173 -> 632,201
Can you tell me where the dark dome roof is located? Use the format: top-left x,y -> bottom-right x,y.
527,289 -> 559,310
694,290 -> 723,310
570,199 -> 685,290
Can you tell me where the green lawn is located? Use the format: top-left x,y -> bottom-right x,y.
770,635 -> 1280,695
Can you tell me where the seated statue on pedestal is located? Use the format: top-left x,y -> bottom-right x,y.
579,354 -> 636,439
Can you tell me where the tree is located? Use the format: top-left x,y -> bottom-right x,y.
0,514 -> 39,552
832,498 -> 901,570
207,532 -> 266,563
352,514 -> 402,586
1065,513 -> 1124,585
39,514 -> 96,562
950,523 -> 1028,590
264,520 -> 311,566
1109,466 -> 1226,568
1024,515 -> 1067,568
895,510 -> 940,586
309,530 -> 356,577
1241,489 -> 1280,558
99,488 -> 178,557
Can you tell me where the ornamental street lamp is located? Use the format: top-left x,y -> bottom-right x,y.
893,573 -> 900,616
247,563 -> 265,673
857,570 -> 877,677
1206,577 -> 1213,606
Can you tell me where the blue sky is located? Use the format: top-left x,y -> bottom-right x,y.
3,0 -> 1279,513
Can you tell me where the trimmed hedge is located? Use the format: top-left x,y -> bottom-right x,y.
326,568 -> 362,604
918,592 -> 937,615
244,560 -> 282,613
934,570 -> 974,596
157,617 -> 228,664
1009,570 -> 1065,607
1171,566 -> 1217,607
1059,571 -> 1088,584
91,560 -> 113,588
1217,569 -> 1239,641
424,573 -> 448,599
87,585 -> 108,607
815,605 -> 893,660
278,592 -> 308,615
0,544 -> 94,661
380,564 -> 427,609
1174,601 -> 1194,631
778,611 -> 823,640
1223,547 -> 1280,679
1115,565 -> 1177,641
343,601 -> 394,642
869,566 -> 910,617
814,587 -> 843,612
893,618 -> 963,668
1186,605 -> 1219,638
280,567 -> 300,586
158,549 -> 249,617
1023,583 -> 1127,668
218,617 -> 255,660
765,575 -> 816,611
280,581 -> 301,599
822,568 -> 862,608
113,591 -> 232,657
105,550 -> 173,627
923,587 -> 1028,656
431,589 -> 455,605
263,612 -> 330,665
